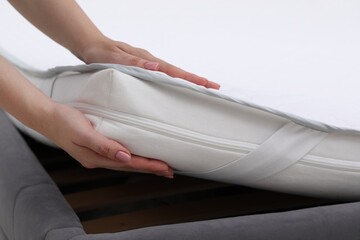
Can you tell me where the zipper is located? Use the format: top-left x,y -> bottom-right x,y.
300,155 -> 360,172
68,102 -> 256,154
69,102 -> 360,172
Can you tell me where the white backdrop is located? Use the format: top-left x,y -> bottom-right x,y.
1,0 -> 360,130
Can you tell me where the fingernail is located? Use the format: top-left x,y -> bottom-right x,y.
164,175 -> 174,179
144,62 -> 159,70
115,151 -> 131,162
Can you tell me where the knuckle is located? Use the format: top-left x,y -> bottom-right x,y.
106,53 -> 118,63
96,144 -> 112,157
128,56 -> 142,66
137,47 -> 150,55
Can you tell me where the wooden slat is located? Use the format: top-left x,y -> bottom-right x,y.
24,134 -> 342,235
65,176 -> 229,212
48,167 -> 129,187
82,190 -> 337,233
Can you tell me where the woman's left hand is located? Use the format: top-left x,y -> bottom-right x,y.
79,37 -> 220,89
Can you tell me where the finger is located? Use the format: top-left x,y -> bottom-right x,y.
114,41 -> 220,89
108,155 -> 174,178
73,146 -> 173,178
76,127 -> 131,163
71,145 -> 126,169
112,51 -> 160,71
152,60 -> 221,89
206,80 -> 221,89
128,155 -> 173,177
155,61 -> 206,86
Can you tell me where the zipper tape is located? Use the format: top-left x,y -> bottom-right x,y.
70,102 -> 256,154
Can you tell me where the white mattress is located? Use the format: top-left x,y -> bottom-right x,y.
2,0 -> 360,199
4,58 -> 360,200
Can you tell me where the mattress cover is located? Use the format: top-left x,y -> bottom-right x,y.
4,52 -> 360,200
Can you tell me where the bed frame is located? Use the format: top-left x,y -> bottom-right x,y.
1,110 -> 360,240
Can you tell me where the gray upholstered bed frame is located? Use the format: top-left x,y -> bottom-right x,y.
1,110 -> 360,240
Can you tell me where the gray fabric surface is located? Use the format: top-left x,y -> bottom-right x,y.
1,109 -> 360,240
80,201 -> 360,240
0,226 -> 8,240
0,110 -> 84,240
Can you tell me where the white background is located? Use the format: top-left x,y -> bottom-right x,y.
1,0 -> 360,129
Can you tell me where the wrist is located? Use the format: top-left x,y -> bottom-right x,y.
72,34 -> 109,64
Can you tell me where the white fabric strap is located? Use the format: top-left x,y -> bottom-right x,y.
203,122 -> 328,183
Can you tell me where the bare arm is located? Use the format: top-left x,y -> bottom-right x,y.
8,0 -> 103,60
0,56 -> 53,134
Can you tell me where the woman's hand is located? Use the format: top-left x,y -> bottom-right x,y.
45,103 -> 174,178
0,55 -> 173,178
9,0 -> 220,89
9,0 -> 220,90
78,38 -> 220,89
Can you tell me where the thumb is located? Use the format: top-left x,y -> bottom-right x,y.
81,128 -> 132,163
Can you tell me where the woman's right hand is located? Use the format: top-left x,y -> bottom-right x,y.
44,103 -> 174,178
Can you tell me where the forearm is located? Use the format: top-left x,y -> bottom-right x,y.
0,55 -> 55,134
8,0 -> 104,61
